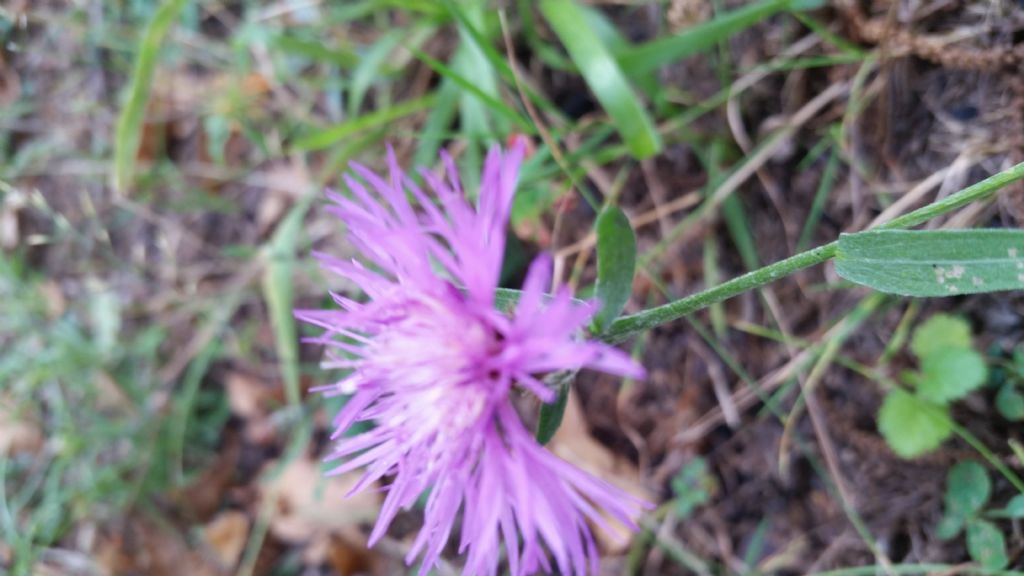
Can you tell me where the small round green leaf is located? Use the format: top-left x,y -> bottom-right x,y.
910,314 -> 972,359
987,494 -> 1024,520
995,383 -> 1024,421
877,389 -> 953,459
965,519 -> 1009,570
946,461 -> 991,519
916,348 -> 987,403
935,513 -> 964,540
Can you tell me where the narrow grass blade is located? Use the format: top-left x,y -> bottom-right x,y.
113,0 -> 189,194
271,34 -> 358,68
539,0 -> 661,159
836,229 -> 1024,297
413,48 -> 531,132
292,94 -> 435,152
263,199 -> 312,407
616,0 -> 821,79
413,78 -> 461,168
347,30 -> 405,117
593,205 -> 637,332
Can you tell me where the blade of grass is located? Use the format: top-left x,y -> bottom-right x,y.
292,93 -> 436,152
796,145 -> 840,251
113,0 -> 190,194
413,48 -> 531,132
443,0 -> 563,118
413,78 -> 461,168
347,30 -> 406,117
616,0 -> 822,79
271,34 -> 358,68
263,198 -> 313,408
539,0 -> 661,159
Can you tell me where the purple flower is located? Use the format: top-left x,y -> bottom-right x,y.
297,144 -> 648,575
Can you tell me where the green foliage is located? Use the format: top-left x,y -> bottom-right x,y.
916,348 -> 987,403
539,0 -> 662,159
934,462 -> 1009,569
835,229 -> 1024,297
593,205 -> 637,333
113,0 -> 190,194
877,389 -> 952,459
616,0 -> 821,81
0,256 -> 226,568
535,371 -> 574,445
945,461 -> 990,519
994,383 -> 1024,421
670,458 -> 715,517
992,345 -> 1024,422
877,314 -> 989,458
965,520 -> 1008,570
910,314 -> 973,358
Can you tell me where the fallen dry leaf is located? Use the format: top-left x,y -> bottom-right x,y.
0,395 -> 43,456
172,431 -> 241,521
200,510 -> 250,570
94,370 -> 133,413
93,515 -> 220,576
263,456 -> 380,546
550,390 -> 652,553
225,370 -> 275,419
257,160 -> 312,235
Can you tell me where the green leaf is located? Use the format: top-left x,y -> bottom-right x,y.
539,0 -> 661,159
995,383 -> 1024,421
987,494 -> 1024,519
262,200 -> 311,408
946,461 -> 991,519
347,30 -> 405,117
592,206 -> 637,332
835,229 -> 1024,297
965,519 -> 1009,570
271,34 -> 358,68
615,0 -> 820,79
877,389 -> 953,458
113,0 -> 190,194
292,94 -> 436,152
935,513 -> 964,540
916,348 -> 987,403
910,314 -> 972,359
670,458 -> 715,517
494,288 -> 523,313
535,372 -> 573,445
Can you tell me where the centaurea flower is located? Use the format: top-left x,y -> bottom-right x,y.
297,144 -> 648,575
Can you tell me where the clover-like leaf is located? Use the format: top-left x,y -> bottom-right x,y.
995,383 -> 1024,421
916,348 -> 987,403
966,519 -> 1009,570
877,389 -> 953,458
910,314 -> 972,359
945,461 -> 991,519
987,495 -> 1024,520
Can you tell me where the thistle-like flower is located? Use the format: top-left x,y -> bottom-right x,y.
297,144 -> 647,575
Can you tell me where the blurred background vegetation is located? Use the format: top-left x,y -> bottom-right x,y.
2,0 -> 1024,574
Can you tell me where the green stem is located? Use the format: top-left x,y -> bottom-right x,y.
604,160 -> 1024,342
604,242 -> 837,342
952,423 -> 1024,495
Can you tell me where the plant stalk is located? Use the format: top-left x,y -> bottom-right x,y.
604,160 -> 1024,342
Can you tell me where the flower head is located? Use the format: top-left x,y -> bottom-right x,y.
297,144 -> 647,575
